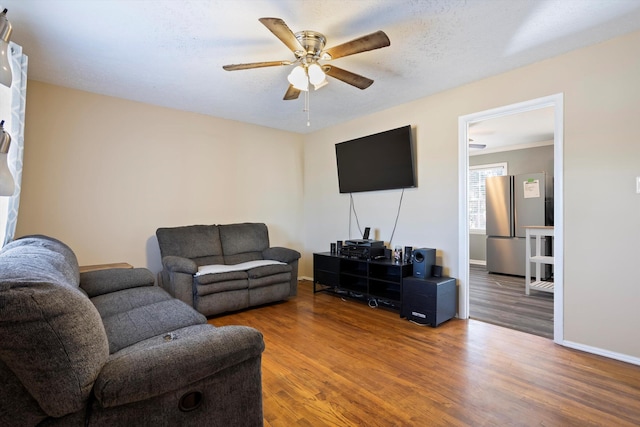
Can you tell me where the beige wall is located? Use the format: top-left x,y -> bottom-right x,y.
303,30 -> 640,359
17,82 -> 305,273
15,30 -> 640,360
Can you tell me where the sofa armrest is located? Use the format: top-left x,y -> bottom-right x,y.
159,256 -> 198,308
262,247 -> 301,264
93,324 -> 264,408
263,247 -> 300,297
162,255 -> 198,274
80,268 -> 155,298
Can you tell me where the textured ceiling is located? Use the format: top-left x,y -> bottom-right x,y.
469,106 -> 555,154
3,0 -> 640,134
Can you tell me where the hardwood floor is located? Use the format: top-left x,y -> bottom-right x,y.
469,264 -> 554,338
211,281 -> 640,426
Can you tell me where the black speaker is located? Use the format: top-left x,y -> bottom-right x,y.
412,248 -> 436,278
363,227 -> 370,239
432,265 -> 443,278
404,246 -> 413,263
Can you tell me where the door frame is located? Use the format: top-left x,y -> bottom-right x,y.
457,93 -> 564,343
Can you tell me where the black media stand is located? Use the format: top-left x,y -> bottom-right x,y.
313,252 -> 413,311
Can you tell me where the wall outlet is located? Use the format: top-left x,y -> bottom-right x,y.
637,177 -> 640,194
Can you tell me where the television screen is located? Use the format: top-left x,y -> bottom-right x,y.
335,125 -> 416,193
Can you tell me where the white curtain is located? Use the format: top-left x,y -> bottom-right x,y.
1,42 -> 28,247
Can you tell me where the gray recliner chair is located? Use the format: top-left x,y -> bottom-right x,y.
156,222 -> 301,317
0,235 -> 264,427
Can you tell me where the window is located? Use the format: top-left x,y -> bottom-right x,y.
468,162 -> 507,233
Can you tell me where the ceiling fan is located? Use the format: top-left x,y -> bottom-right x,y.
222,17 -> 390,100
468,139 -> 486,149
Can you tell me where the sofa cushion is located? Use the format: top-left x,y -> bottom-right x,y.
249,272 -> 292,289
80,267 -> 156,297
196,289 -> 249,315
197,279 -> 249,296
247,263 -> 291,279
90,286 -> 173,318
249,282 -> 290,306
157,225 -> 222,260
219,223 -> 269,256
194,260 -> 289,292
223,251 -> 263,265
101,299 -> 207,353
194,254 -> 226,266
195,259 -> 287,277
196,270 -> 248,285
0,236 -> 109,418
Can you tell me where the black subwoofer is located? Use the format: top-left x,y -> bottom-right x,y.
412,248 -> 436,278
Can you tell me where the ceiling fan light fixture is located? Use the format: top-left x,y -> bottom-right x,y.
222,17 -> 391,117
0,8 -> 12,88
307,62 -> 326,86
313,79 -> 328,91
287,65 -> 308,91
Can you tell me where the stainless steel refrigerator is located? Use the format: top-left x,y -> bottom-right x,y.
486,173 -> 552,277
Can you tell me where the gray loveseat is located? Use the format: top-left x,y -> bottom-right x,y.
0,235 -> 265,427
156,223 -> 301,317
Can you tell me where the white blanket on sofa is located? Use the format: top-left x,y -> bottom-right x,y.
194,259 -> 286,277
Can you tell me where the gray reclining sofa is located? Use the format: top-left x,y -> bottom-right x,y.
156,222 -> 301,317
0,235 -> 264,426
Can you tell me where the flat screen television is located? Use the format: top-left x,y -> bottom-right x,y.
335,125 -> 416,193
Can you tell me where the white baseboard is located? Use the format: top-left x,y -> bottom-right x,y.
469,259 -> 486,266
299,276 -> 313,282
560,340 -> 640,366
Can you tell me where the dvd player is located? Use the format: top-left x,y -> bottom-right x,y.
341,245 -> 385,260
341,239 -> 385,260
344,239 -> 384,247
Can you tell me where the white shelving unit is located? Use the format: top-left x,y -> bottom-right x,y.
525,226 -> 554,295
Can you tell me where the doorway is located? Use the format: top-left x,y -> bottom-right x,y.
457,94 -> 564,344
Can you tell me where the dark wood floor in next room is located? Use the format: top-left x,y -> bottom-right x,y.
212,280 -> 640,427
469,264 -> 554,339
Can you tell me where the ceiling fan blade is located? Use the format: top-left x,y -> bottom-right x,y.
468,138 -> 486,149
223,60 -> 291,71
324,65 -> 374,90
283,85 -> 301,100
259,17 -> 305,53
323,30 -> 390,60
469,143 -> 487,149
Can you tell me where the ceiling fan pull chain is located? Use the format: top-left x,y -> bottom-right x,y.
305,90 -> 311,127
